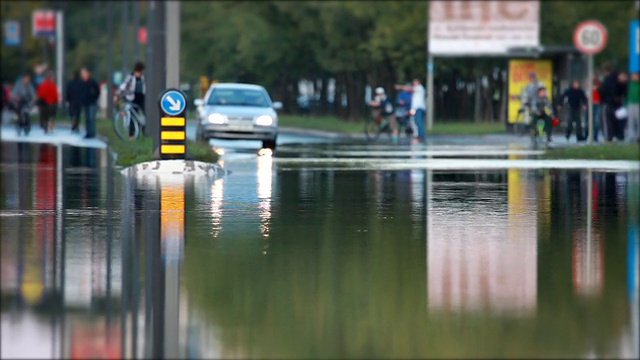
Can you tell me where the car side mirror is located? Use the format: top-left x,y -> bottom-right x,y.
194,98 -> 204,107
273,101 -> 283,110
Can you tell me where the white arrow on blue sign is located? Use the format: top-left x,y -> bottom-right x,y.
160,90 -> 186,116
4,21 -> 20,46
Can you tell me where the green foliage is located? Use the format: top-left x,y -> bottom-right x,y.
543,142 -> 640,160
95,119 -> 218,167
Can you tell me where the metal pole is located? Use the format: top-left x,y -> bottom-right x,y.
427,55 -> 434,131
587,54 -> 594,144
21,2 -> 27,74
122,1 -> 130,73
146,0 -> 166,148
55,11 -> 64,106
132,1 -> 140,61
165,1 -> 180,88
106,1 -> 114,120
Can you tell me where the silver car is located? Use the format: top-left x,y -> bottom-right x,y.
194,83 -> 282,149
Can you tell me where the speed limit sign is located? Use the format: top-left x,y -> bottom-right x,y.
574,20 -> 607,54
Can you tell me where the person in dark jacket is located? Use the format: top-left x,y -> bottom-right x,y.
66,70 -> 83,133
598,64 -> 621,141
79,67 -> 100,139
560,80 -> 588,142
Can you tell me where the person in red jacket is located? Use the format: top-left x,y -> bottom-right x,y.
36,71 -> 59,134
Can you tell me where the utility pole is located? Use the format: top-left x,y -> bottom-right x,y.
121,1 -> 129,73
106,1 -> 114,120
132,1 -> 140,61
21,2 -> 27,74
145,0 -> 166,148
165,1 -> 180,88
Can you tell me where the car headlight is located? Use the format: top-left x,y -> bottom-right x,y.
207,113 -> 227,124
255,115 -> 274,126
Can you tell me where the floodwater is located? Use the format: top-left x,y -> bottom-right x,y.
1,141 -> 639,359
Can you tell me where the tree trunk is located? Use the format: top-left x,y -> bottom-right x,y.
319,75 -> 328,115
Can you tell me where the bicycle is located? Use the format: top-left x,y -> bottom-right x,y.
15,100 -> 33,136
364,107 -> 411,142
113,97 -> 146,141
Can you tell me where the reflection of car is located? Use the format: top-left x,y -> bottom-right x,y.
194,83 -> 282,150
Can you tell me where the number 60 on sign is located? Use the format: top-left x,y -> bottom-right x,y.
574,20 -> 608,54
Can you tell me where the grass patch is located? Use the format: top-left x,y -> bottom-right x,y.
279,115 -> 364,134
96,119 -> 218,167
543,142 -> 640,161
429,121 -> 506,135
279,114 -> 506,135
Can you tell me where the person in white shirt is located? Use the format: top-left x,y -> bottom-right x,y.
396,78 -> 426,142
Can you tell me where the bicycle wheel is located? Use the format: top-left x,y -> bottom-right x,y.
364,117 -> 381,141
114,108 -> 139,141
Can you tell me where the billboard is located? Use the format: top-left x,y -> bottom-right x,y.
507,59 -> 553,124
32,10 -> 56,38
428,1 -> 540,56
630,20 -> 639,73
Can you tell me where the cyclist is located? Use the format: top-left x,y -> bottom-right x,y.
519,72 -> 545,126
531,86 -> 555,144
117,61 -> 146,138
11,72 -> 36,136
370,87 -> 398,142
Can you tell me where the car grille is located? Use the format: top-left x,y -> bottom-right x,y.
227,116 -> 254,122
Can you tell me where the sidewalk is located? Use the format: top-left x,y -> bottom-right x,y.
1,122 -> 107,149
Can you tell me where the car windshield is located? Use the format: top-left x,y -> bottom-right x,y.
207,88 -> 271,107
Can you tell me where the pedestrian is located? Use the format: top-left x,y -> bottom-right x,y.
560,79 -> 588,142
396,78 -> 427,143
605,72 -> 629,141
117,61 -> 146,138
11,72 -> 36,136
66,70 -> 83,133
591,75 -> 602,142
532,86 -> 554,144
521,72 -> 545,109
598,64 -> 620,142
394,82 -> 413,134
35,71 -> 59,134
625,72 -> 639,142
79,67 -> 100,139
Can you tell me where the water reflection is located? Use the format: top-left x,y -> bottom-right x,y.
1,140 -> 639,359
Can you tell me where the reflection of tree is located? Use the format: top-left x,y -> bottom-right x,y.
182,170 -> 633,358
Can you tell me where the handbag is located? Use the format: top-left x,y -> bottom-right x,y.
615,106 -> 628,120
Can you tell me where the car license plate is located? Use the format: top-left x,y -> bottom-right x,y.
228,124 -> 253,131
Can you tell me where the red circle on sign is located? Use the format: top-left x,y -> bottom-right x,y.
573,20 -> 607,54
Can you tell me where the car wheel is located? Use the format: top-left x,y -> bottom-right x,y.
262,138 -> 277,150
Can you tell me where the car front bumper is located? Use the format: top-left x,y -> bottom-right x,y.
200,123 -> 277,140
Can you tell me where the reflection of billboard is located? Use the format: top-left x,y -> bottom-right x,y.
507,59 -> 553,123
70,322 -> 120,359
428,175 -> 538,315
429,1 -> 540,55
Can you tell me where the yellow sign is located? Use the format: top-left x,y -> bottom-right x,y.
161,144 -> 185,154
507,59 -> 553,124
161,117 -> 185,127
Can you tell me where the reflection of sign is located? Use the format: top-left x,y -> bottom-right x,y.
507,59 -> 552,123
573,20 -> 607,55
428,1 -> 540,55
32,10 -> 56,38
4,20 -> 20,46
161,185 -> 185,264
572,232 -> 604,296
630,20 -> 639,73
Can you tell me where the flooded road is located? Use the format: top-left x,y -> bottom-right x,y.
1,139 -> 639,359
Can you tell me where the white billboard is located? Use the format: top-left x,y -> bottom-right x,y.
429,1 -> 540,56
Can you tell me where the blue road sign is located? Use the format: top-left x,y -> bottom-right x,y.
4,21 -> 20,46
630,20 -> 639,73
160,90 -> 186,116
